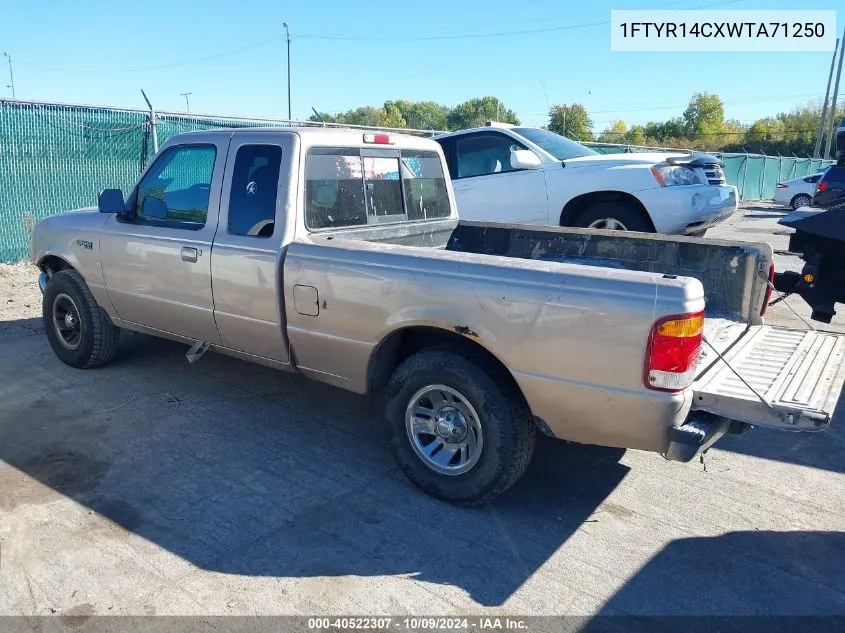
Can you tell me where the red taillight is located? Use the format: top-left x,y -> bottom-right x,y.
817,180 -> 828,192
644,311 -> 704,392
776,182 -> 788,189
761,264 -> 775,316
363,133 -> 394,145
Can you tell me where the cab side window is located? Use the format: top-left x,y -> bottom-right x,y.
455,134 -> 525,179
227,145 -> 282,237
136,145 -> 216,227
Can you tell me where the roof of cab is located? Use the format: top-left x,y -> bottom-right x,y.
170,126 -> 440,149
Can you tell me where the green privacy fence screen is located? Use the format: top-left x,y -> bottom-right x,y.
0,99 -> 836,262
0,99 -> 432,262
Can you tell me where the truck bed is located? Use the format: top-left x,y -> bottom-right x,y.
336,219 -> 773,325
328,219 -> 843,431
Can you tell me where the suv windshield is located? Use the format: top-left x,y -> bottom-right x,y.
512,127 -> 598,161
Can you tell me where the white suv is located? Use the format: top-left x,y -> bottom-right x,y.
433,124 -> 737,235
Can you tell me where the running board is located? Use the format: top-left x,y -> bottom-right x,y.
693,325 -> 845,430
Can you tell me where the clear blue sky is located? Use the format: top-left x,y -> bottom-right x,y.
0,0 -> 842,130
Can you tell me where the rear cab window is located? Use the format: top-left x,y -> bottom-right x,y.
227,144 -> 282,237
304,147 -> 450,230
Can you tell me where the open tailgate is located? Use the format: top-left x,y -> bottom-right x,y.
693,325 -> 845,430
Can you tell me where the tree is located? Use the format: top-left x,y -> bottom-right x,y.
547,104 -> 593,141
385,100 -> 449,131
683,92 -> 725,140
372,103 -> 407,128
746,117 -> 783,143
627,124 -> 647,146
598,119 -> 628,143
446,97 -> 519,130
308,111 -> 340,124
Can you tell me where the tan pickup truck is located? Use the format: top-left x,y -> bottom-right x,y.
31,128 -> 845,504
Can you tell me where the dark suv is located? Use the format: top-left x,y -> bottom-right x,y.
813,163 -> 845,210
813,118 -> 845,210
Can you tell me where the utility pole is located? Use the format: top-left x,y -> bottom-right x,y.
283,21 -> 291,121
815,38 -> 839,158
141,89 -> 158,154
2,52 -> 15,99
823,26 -> 845,159
180,92 -> 192,113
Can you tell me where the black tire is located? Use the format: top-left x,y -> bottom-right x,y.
572,202 -> 652,232
42,269 -> 120,368
384,348 -> 535,505
791,194 -> 812,210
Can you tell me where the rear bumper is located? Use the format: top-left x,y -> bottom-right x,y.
38,272 -> 48,295
637,184 -> 738,234
664,413 -> 737,462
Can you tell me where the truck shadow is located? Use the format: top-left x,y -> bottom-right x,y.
580,530 -> 845,630
0,324 -> 629,606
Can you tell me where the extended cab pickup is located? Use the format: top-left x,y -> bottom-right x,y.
31,128 -> 845,504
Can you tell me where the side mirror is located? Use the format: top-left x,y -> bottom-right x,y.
141,196 -> 168,220
98,189 -> 125,214
510,149 -> 542,170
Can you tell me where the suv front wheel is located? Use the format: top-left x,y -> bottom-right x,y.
572,202 -> 652,232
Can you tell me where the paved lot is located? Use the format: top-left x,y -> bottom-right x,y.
0,205 -> 843,618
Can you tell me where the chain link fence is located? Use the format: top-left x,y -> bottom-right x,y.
0,99 -> 836,262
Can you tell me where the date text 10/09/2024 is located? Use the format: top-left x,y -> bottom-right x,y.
307,617 -> 529,630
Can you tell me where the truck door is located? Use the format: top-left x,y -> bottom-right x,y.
100,140 -> 225,343
209,132 -> 294,363
693,324 -> 845,431
441,132 -> 548,224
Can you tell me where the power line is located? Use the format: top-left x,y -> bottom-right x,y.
17,37 -> 282,74
295,0 -> 741,41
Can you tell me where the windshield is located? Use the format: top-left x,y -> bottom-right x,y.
512,127 -> 598,161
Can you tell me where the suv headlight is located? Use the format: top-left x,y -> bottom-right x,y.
650,164 -> 701,187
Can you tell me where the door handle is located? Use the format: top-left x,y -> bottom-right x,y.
454,185 -> 472,192
181,247 -> 199,263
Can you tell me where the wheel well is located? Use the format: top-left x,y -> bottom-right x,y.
367,326 -> 526,403
559,191 -> 655,231
790,192 -> 811,206
38,255 -> 74,276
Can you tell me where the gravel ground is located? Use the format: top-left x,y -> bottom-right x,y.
0,205 -> 843,620
0,262 -> 41,329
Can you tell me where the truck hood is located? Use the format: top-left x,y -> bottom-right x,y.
562,152 -> 689,167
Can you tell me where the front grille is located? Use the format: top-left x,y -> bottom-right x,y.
704,163 -> 725,185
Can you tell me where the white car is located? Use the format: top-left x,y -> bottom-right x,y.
773,172 -> 824,210
434,123 -> 737,235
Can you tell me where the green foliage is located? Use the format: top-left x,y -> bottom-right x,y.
683,92 -> 725,139
308,93 -> 843,157
597,120 -> 627,143
384,100 -> 449,130
547,104 -> 593,141
446,97 -> 519,130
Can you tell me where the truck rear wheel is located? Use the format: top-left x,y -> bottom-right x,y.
574,202 -> 652,232
384,348 -> 535,504
43,270 -> 120,368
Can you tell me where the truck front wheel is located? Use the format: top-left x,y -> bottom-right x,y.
384,348 -> 535,504
574,202 -> 651,232
43,269 -> 120,368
